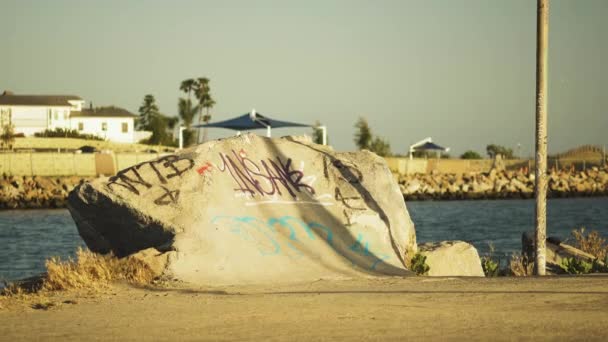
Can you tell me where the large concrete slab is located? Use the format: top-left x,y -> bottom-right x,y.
68,134 -> 417,285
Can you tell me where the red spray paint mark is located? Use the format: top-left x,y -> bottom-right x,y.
197,162 -> 213,175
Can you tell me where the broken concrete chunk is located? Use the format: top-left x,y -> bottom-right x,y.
418,241 -> 484,277
68,134 -> 417,285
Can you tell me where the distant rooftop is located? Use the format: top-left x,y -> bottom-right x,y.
71,106 -> 137,118
0,91 -> 83,106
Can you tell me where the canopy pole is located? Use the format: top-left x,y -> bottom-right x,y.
320,126 -> 327,146
266,126 -> 271,138
178,126 -> 186,150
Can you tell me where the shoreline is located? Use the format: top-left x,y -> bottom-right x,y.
1,168 -> 607,210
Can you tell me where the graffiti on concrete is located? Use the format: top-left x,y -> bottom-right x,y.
216,150 -> 316,198
212,215 -> 390,270
107,155 -> 194,206
196,162 -> 213,175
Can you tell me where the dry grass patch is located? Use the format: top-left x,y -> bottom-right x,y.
570,228 -> 607,260
43,248 -> 155,291
509,253 -> 534,276
2,248 -> 155,299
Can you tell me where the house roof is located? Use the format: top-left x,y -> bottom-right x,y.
0,93 -> 83,106
70,106 -> 137,118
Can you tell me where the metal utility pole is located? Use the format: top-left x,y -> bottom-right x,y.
534,0 -> 549,276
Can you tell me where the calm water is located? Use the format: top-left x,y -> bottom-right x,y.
1,197 -> 607,281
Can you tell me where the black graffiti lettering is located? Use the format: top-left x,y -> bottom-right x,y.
277,157 -> 315,195
160,155 -> 195,179
332,159 -> 363,184
154,186 -> 180,206
147,161 -> 167,184
218,153 -> 258,196
335,187 -> 366,210
107,167 -> 152,195
217,150 -> 315,198
106,155 -> 194,206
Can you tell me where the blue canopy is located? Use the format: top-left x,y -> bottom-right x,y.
413,141 -> 448,151
192,112 -> 311,131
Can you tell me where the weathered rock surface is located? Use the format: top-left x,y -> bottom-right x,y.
418,241 -> 484,277
68,134 -> 417,285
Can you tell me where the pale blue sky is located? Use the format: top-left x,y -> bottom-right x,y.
1,0 -> 606,156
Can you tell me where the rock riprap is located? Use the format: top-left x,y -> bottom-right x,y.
68,134 -> 417,285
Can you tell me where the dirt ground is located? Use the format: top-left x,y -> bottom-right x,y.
1,275 -> 608,341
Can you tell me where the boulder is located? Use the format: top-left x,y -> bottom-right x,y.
68,134 -> 417,285
418,241 -> 484,277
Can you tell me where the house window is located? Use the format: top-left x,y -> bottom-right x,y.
78,122 -> 84,131
54,112 -> 58,120
101,122 -> 107,131
63,111 -> 68,120
122,122 -> 128,133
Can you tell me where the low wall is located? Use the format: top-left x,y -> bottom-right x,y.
13,137 -> 176,153
385,157 -> 604,175
0,152 -> 166,177
2,153 -> 605,177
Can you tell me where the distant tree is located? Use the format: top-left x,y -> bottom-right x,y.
178,79 -> 200,147
354,117 -> 372,150
193,77 -> 215,143
486,144 -> 515,159
369,136 -> 392,157
137,94 -> 159,131
180,79 -> 197,100
137,94 -> 174,146
0,123 -> 15,150
460,150 -> 482,159
312,120 -> 327,145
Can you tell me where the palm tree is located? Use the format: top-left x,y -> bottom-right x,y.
193,77 -> 215,143
180,79 -> 196,102
178,98 -> 198,146
178,79 -> 200,146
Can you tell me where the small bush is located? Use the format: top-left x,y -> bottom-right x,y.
43,248 -> 155,291
560,257 -> 593,275
560,256 -> 608,275
509,253 -> 533,276
481,243 -> 500,277
2,248 -> 155,296
410,253 -> 430,276
571,228 -> 607,260
460,150 -> 482,160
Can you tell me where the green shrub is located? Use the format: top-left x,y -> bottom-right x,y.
410,253 -> 430,276
481,242 -> 499,277
460,150 -> 482,160
560,257 -> 593,274
481,256 -> 499,277
34,128 -> 104,141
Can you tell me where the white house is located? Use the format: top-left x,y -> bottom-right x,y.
70,106 -> 137,143
0,91 -> 139,143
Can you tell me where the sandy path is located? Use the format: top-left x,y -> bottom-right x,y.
2,276 -> 608,341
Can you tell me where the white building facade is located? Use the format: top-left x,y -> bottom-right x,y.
70,107 -> 136,144
0,91 -> 138,143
